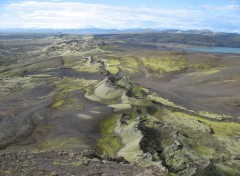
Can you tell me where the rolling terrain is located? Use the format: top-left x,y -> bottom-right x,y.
0,33 -> 240,176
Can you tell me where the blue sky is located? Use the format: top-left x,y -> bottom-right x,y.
0,0 -> 239,32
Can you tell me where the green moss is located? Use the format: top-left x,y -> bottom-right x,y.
0,76 -> 39,97
130,83 -> 149,97
52,78 -> 96,109
97,115 -> 121,156
121,56 -> 139,74
198,68 -> 221,76
2,171 -> 12,175
70,162 -> 83,167
215,163 -> 240,176
106,65 -> 119,75
160,109 -> 212,133
197,111 -> 232,120
94,80 -> 125,100
193,146 -> 215,159
174,112 -> 240,137
105,59 -> 121,75
188,67 -> 222,78
189,62 -> 215,71
106,59 -> 121,65
173,112 -> 240,157
115,113 -> 164,169
51,100 -> 64,109
141,56 -> 187,76
38,138 -> 86,151
68,61 -> 100,73
148,94 -> 186,110
55,78 -> 96,92
52,161 -> 83,167
130,98 -> 155,108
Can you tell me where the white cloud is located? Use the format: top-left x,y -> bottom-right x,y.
200,3 -> 240,10
0,1 -> 239,32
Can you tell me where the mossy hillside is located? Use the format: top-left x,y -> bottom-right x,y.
160,109 -> 212,133
193,146 -> 215,159
0,75 -> 59,99
0,76 -> 39,97
104,58 -> 121,75
121,56 -> 139,74
197,111 -> 232,120
1,171 -> 12,175
104,56 -> 140,74
156,108 -> 240,175
215,163 -> 240,176
174,112 -> 240,138
65,60 -> 101,73
130,82 -> 149,97
97,114 -> 121,156
148,93 -> 187,110
129,98 -> 156,108
94,81 -> 125,100
52,78 -> 96,109
115,115 -> 146,165
1,57 -> 62,77
197,67 -> 221,76
188,59 -> 217,71
188,67 -> 222,78
115,112 -> 165,169
149,93 -> 233,120
141,56 -> 187,76
171,111 -> 240,169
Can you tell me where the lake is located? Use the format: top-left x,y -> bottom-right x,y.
185,47 -> 240,54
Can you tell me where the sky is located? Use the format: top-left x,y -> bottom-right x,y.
0,0 -> 239,32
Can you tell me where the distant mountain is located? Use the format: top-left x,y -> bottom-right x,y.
161,29 -> 228,35
0,28 -> 238,35
0,28 -> 157,34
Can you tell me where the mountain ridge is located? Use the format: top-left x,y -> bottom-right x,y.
0,28 -> 239,35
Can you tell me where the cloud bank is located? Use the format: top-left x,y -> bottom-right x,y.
0,1 -> 239,32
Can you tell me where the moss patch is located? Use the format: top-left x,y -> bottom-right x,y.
105,58 -> 121,75
97,115 -> 121,156
174,112 -> 240,137
193,146 -> 215,159
121,56 -> 139,74
53,161 -> 83,167
141,56 -> 187,76
38,138 -> 86,151
52,78 -> 96,109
